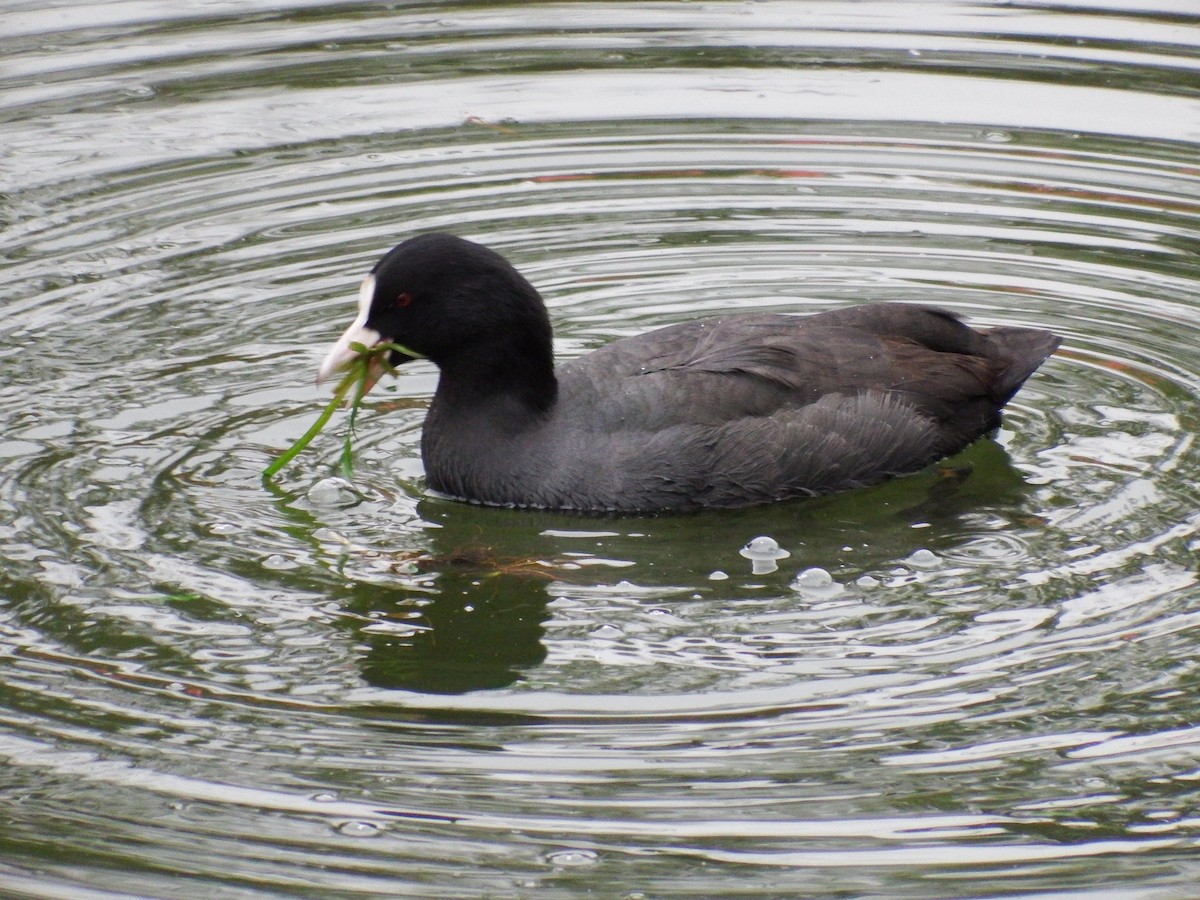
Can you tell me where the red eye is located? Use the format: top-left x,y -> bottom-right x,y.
396,292 -> 413,308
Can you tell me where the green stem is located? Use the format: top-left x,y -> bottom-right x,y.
340,363 -> 370,478
262,365 -> 361,480
261,340 -> 424,482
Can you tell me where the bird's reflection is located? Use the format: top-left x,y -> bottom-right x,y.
338,437 -> 1039,694
341,506 -> 563,694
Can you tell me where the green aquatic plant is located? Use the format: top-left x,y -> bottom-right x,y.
263,341 -> 420,480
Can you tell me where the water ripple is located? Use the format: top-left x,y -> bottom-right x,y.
3,1 -> 1200,896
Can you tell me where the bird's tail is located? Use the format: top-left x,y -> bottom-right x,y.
985,326 -> 1062,402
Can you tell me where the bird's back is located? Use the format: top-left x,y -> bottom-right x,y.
429,303 -> 1060,511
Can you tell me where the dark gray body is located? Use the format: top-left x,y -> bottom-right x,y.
420,303 -> 1060,512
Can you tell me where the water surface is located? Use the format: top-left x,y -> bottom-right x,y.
2,2 -> 1200,896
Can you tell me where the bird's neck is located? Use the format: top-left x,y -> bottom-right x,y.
433,337 -> 558,418
421,349 -> 558,506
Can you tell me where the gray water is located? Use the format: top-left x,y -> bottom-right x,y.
2,2 -> 1200,897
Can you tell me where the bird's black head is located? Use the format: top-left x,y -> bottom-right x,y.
318,233 -> 556,406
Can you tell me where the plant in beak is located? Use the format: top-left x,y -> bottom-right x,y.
263,341 -> 421,481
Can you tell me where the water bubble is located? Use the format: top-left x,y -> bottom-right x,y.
740,535 -> 790,574
307,476 -> 362,508
708,570 -> 729,580
336,821 -> 382,837
545,848 -> 599,867
792,567 -> 843,597
906,548 -> 940,568
856,575 -> 881,588
794,567 -> 833,588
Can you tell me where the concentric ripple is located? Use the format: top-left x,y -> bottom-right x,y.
2,2 -> 1200,896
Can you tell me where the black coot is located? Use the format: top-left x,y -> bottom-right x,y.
318,233 -> 1060,513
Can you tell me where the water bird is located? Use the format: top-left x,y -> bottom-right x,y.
318,233 -> 1060,513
